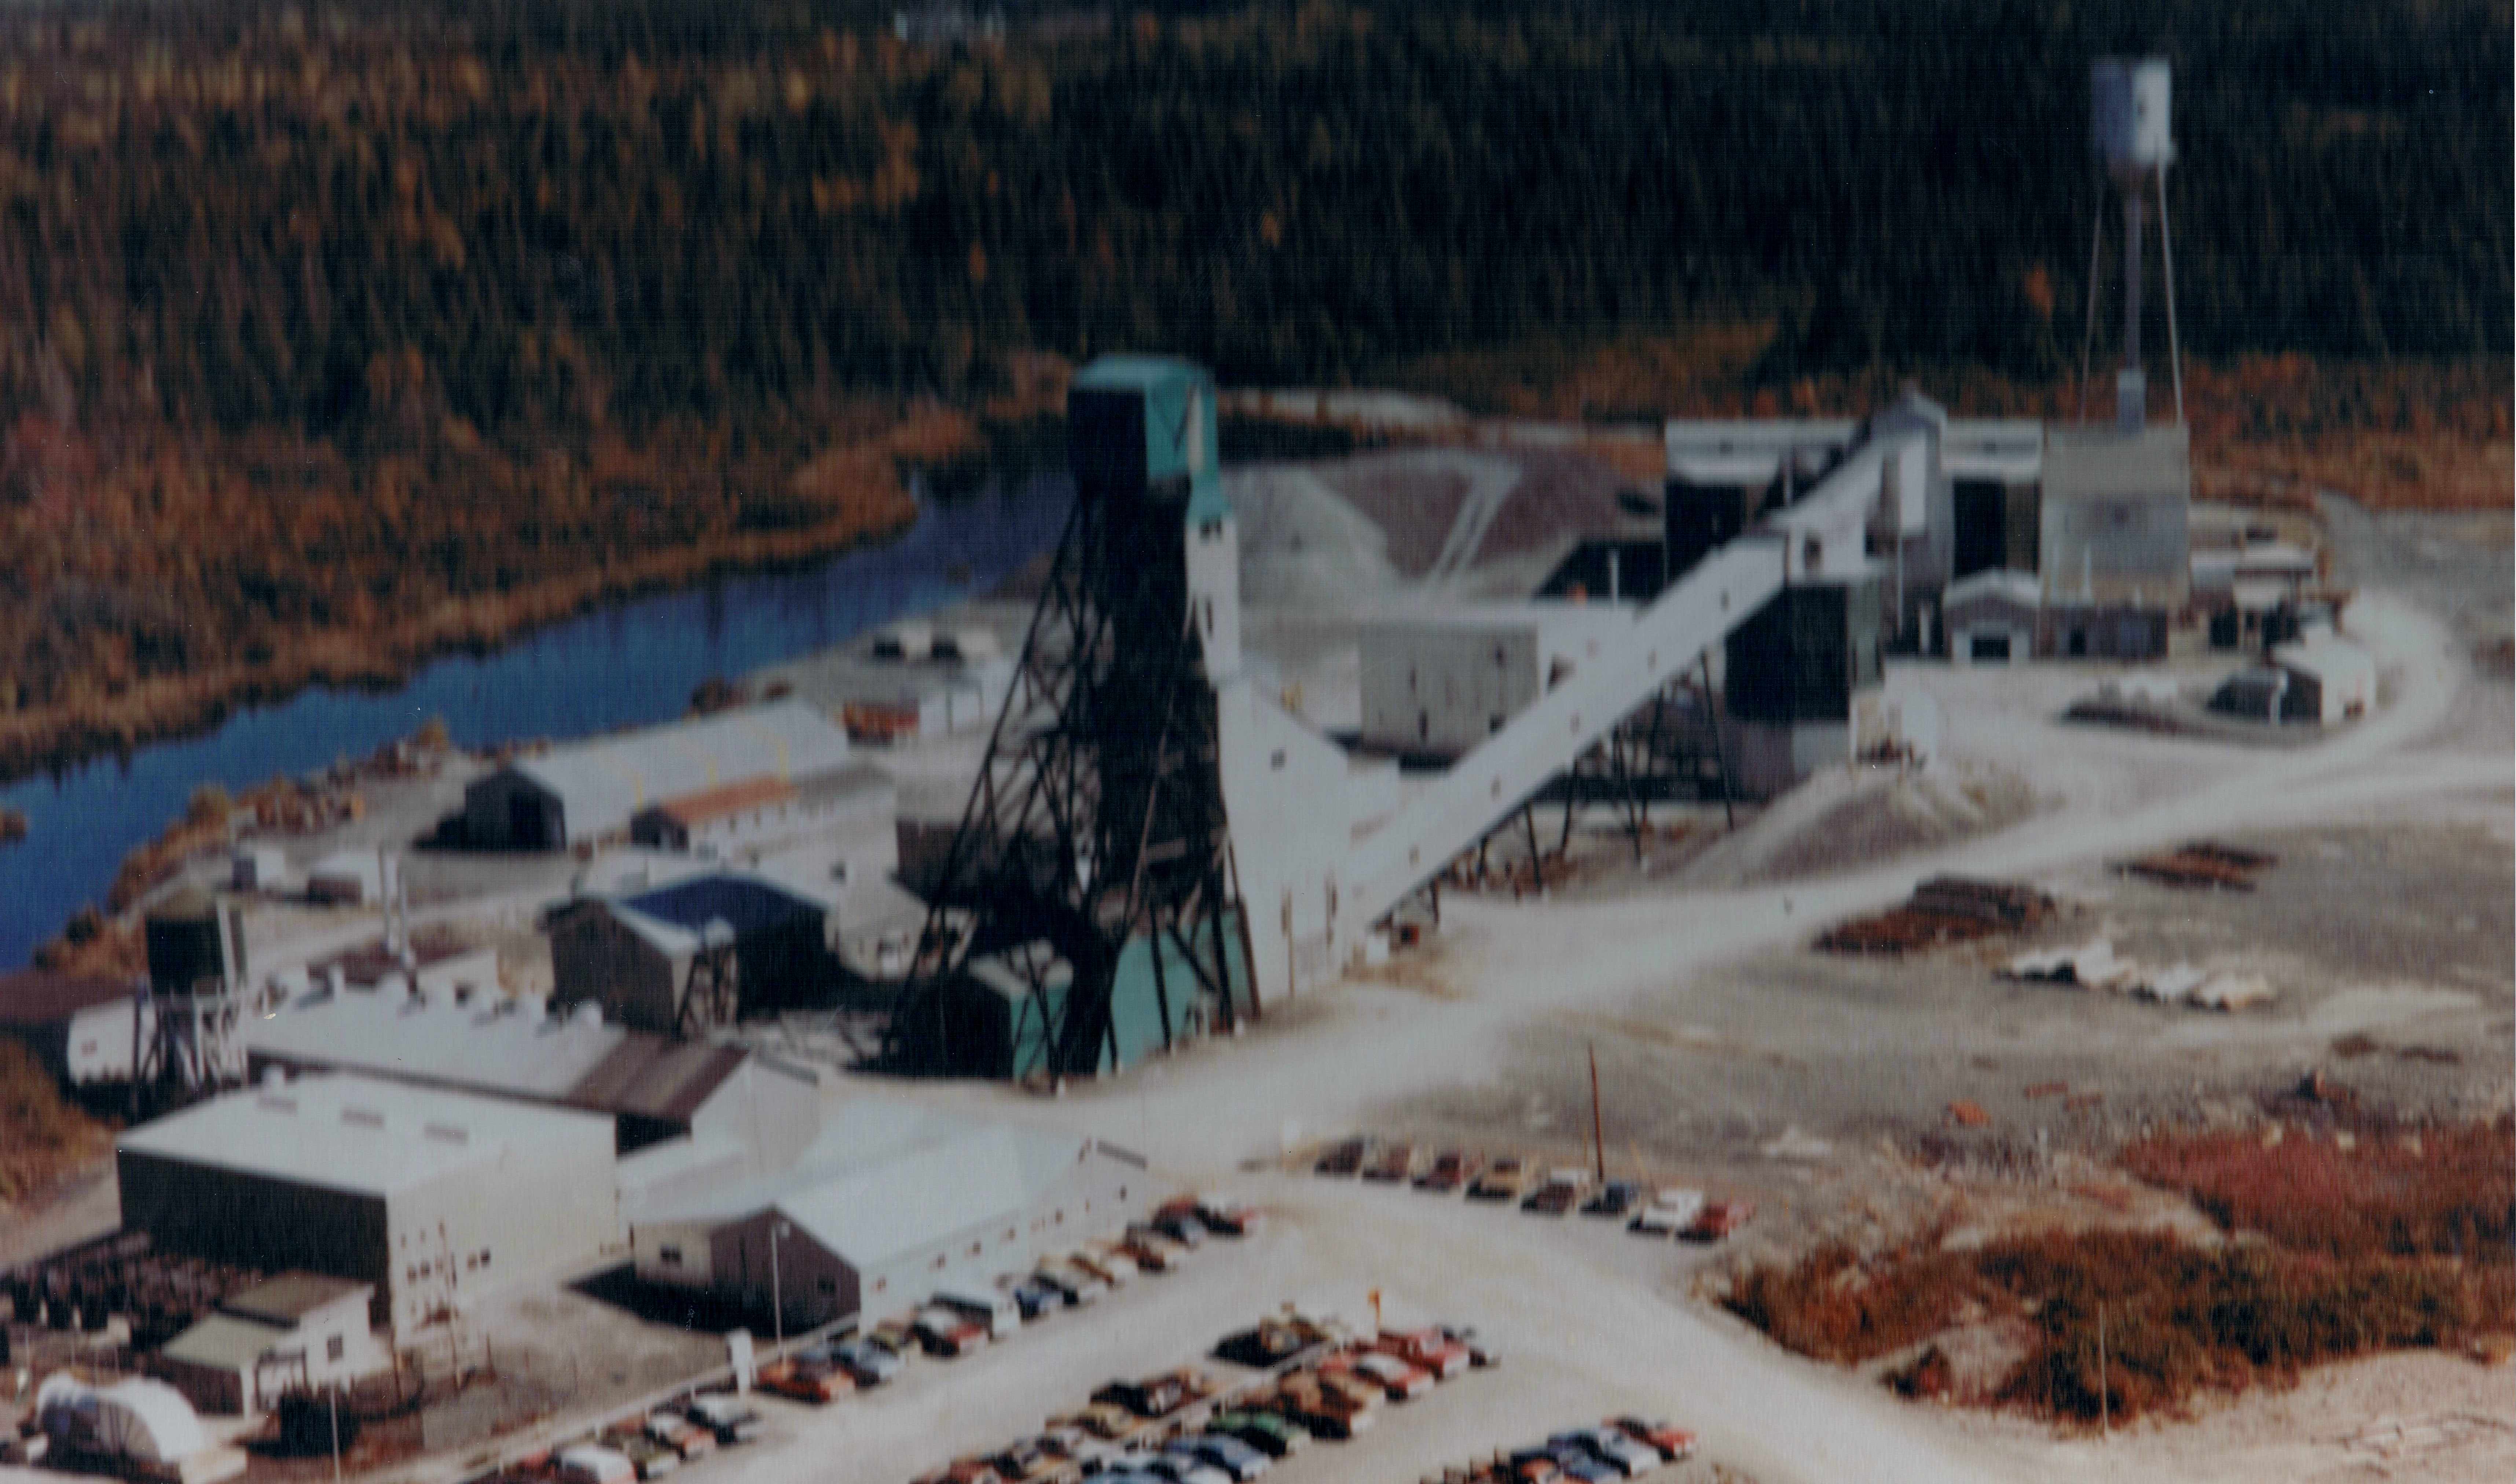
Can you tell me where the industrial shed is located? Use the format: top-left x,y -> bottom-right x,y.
917,919 -> 1255,1081
2271,635 -> 2374,724
1358,602 -> 1634,761
462,702 -> 853,852
116,1073 -> 618,1340
155,1274 -> 388,1417
630,1103 -> 1146,1334
240,985 -> 818,1216
548,873 -> 835,1035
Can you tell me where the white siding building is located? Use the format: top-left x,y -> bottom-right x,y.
117,1073 -> 619,1340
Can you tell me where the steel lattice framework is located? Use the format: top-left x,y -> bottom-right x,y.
885,364 -> 1250,1077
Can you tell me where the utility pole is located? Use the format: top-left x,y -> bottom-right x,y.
1588,1042 -> 1606,1184
768,1221 -> 791,1359
329,1382 -> 342,1484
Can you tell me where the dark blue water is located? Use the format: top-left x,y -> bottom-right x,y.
0,475 -> 1071,967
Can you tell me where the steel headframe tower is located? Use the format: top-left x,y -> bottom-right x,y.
886,356 -> 1253,1077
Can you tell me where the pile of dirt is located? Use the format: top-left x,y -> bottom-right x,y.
1696,761 -> 2039,888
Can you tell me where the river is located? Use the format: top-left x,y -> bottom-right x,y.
0,474 -> 1072,968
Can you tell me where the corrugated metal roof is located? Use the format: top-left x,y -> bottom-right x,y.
621,874 -> 824,937
160,1313 -> 288,1371
564,1039 -> 753,1124
243,991 -> 623,1099
772,1121 -> 1107,1269
506,701 -> 853,841
118,1073 -> 611,1198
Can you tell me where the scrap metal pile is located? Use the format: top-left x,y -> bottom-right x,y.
1814,877 -> 2057,956
2115,841 -> 2278,891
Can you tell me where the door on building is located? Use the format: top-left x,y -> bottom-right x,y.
510,794 -> 552,850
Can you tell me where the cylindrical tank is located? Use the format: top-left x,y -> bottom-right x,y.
2091,57 -> 2173,179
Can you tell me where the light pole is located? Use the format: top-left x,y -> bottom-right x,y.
328,1382 -> 342,1484
768,1221 -> 791,1359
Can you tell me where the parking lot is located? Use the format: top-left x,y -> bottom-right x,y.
562,1171 -> 1994,1484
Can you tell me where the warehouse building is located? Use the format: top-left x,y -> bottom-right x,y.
547,872 -> 835,1035
628,1101 -> 1146,1334
241,986 -> 819,1218
1358,602 -> 1635,761
117,1073 -> 619,1340
155,1273 -> 390,1417
462,702 -> 854,852
1944,570 -> 2043,666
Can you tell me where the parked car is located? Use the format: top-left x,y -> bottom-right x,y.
934,1285 -> 1023,1340
1436,1323 -> 1501,1368
1626,1189 -> 1704,1238
1150,1201 -> 1212,1247
1346,1352 -> 1434,1401
1213,1318 -> 1321,1369
1035,1261 -> 1110,1307
1037,1427 -> 1124,1474
756,1355 -> 854,1404
866,1318 -> 923,1355
1547,1429 -> 1656,1479
598,1433 -> 678,1481
1682,1198 -> 1756,1242
1072,1244 -> 1139,1286
912,1307 -> 989,1358
1121,1227 -> 1185,1273
1167,1433 -> 1267,1482
1606,1417 -> 1698,1463
1369,1327 -> 1472,1380
1048,1403 -> 1141,1441
1252,1385 -> 1367,1441
681,1394 -> 763,1445
1466,1157 -> 1528,1202
907,1461 -> 1005,1484
643,1412 -> 715,1461
1580,1181 -> 1643,1218
1520,1182 -> 1581,1216
1124,1451 -> 1230,1484
557,1446 -> 639,1484
1508,1446 -> 1613,1484
1415,1150 -> 1484,1193
988,1439 -> 1082,1484
831,1339 -> 906,1386
1192,1195 -> 1256,1237
1010,1275 -> 1070,1320
1203,1412 -> 1307,1459
1313,1137 -> 1372,1176
1362,1142 -> 1417,1183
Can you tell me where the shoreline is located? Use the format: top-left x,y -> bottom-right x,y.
0,495 -> 918,790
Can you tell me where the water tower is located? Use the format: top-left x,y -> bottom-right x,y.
2080,58 -> 2184,429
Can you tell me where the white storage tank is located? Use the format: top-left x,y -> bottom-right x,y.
2092,58 -> 2173,179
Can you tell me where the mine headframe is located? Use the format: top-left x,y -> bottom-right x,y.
885,356 -> 1251,1078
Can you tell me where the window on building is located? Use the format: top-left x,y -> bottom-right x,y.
660,1246 -> 683,1266
327,1335 -> 345,1362
874,1278 -> 887,1293
479,1250 -> 491,1268
970,1241 -> 982,1257
817,1277 -> 836,1294
931,1255 -> 946,1270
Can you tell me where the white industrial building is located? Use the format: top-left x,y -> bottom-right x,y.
463,701 -> 854,852
240,987 -> 819,1220
1943,570 -> 2043,665
628,763 -> 893,857
1359,602 -> 1635,760
156,1273 -> 390,1417
629,1101 -> 1146,1333
116,1073 -> 619,1340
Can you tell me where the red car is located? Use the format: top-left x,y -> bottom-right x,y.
1682,1198 -> 1755,1242
1370,1327 -> 1471,1380
1608,1417 -> 1698,1462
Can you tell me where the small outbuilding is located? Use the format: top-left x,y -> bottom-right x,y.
155,1273 -> 389,1417
1942,570 -> 2041,665
2271,634 -> 2373,724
